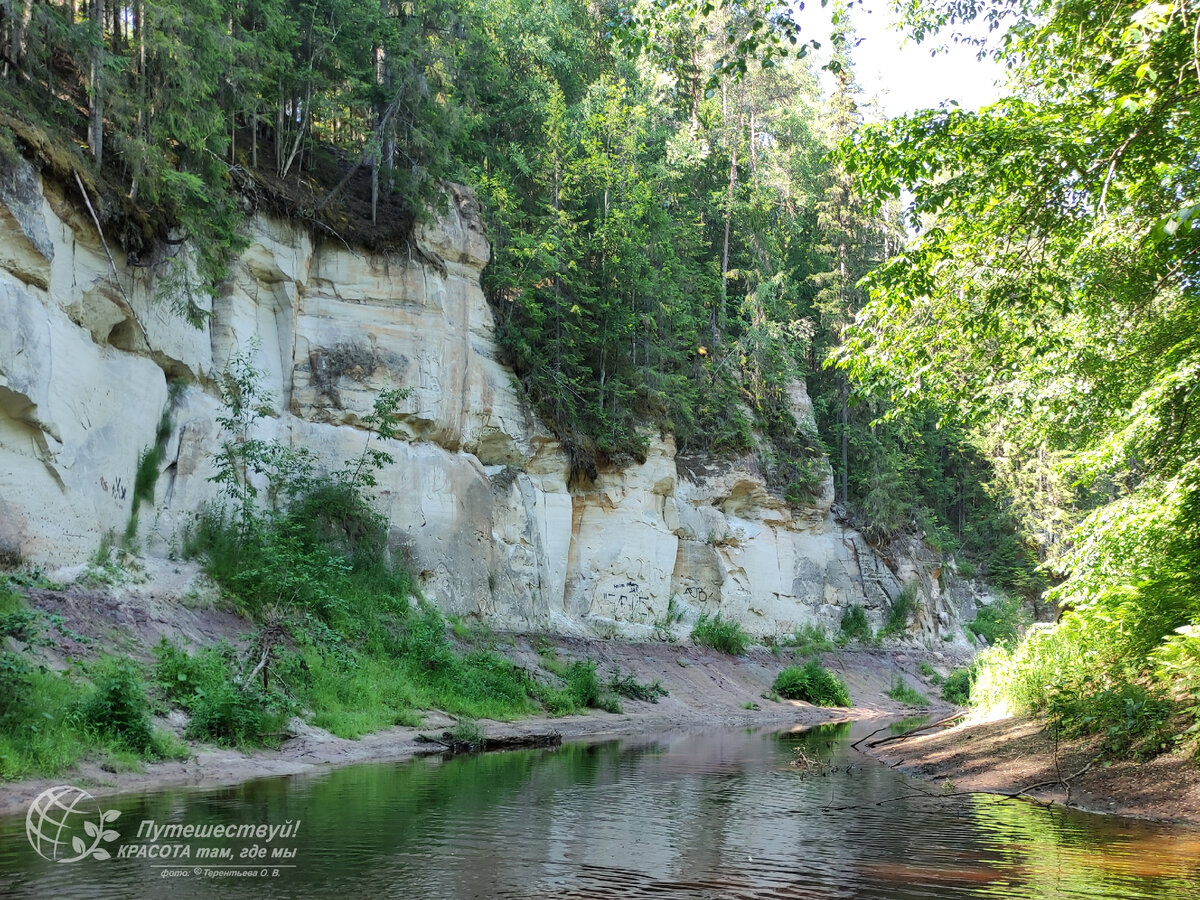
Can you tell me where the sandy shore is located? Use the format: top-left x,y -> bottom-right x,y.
865,714 -> 1200,826
0,637 -> 947,817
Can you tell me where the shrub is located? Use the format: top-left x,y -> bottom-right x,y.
607,668 -> 668,703
881,583 -> 920,637
942,667 -> 975,705
76,658 -> 156,754
969,594 -> 1029,647
772,660 -> 851,707
0,651 -> 33,724
837,605 -> 873,645
691,613 -> 750,655
564,660 -> 602,709
885,677 -> 930,706
1047,681 -> 1176,760
153,640 -> 290,747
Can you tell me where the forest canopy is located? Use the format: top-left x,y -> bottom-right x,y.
838,0 -> 1200,733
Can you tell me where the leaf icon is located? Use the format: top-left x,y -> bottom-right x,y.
84,821 -> 99,838
102,830 -> 119,841
102,809 -> 121,823
91,848 -> 111,861
72,836 -> 85,855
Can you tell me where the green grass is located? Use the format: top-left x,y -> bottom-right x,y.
881,583 -> 921,637
0,595 -> 185,780
607,668 -> 668,703
691,613 -> 750,655
885,677 -> 930,706
941,667 -> 975,705
0,665 -> 88,779
782,625 -> 835,654
837,605 -> 874,645
772,660 -> 851,707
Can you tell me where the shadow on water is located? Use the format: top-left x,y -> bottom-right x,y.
2,719 -> 1198,899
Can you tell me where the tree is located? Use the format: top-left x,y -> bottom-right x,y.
838,0 -> 1200,684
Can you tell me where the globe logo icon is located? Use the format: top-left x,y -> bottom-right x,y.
26,785 -> 120,863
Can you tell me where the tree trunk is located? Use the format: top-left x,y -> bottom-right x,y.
89,0 -> 104,168
839,388 -> 849,505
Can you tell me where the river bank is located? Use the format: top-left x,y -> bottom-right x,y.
867,714 -> 1200,826
0,634 -> 952,817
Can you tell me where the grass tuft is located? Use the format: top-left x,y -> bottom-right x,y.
691,613 -> 750,655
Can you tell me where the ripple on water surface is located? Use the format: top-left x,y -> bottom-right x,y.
1,721 -> 1198,899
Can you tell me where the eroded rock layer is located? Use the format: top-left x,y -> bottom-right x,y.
0,166 -> 978,646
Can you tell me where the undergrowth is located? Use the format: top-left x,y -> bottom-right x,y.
837,605 -> 874,646
772,660 -> 851,707
0,592 -> 184,779
691,613 -> 750,656
884,677 -> 930,706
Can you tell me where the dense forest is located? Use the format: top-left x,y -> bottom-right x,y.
0,0 -> 1197,754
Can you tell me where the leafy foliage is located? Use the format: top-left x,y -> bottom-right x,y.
834,0 -> 1200,750
772,659 -> 851,707
941,667 -> 975,706
1047,681 -> 1176,761
884,677 -> 930,707
969,595 -> 1029,648
76,658 -> 157,754
153,640 -> 289,747
691,612 -> 751,655
881,583 -> 920,638
607,668 -> 668,703
837,604 -> 873,645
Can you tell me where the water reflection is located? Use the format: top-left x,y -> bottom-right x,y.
1,722 -> 1196,899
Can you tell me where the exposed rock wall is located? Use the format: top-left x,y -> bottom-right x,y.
0,162 -> 975,647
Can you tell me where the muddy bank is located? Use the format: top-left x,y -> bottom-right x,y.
0,634 -> 955,817
867,715 -> 1200,826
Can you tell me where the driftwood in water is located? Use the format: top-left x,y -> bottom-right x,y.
414,730 -> 563,756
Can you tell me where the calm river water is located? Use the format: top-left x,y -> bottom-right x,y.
1,721 -> 1198,899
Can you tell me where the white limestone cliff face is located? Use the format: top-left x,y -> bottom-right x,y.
0,160 -> 975,648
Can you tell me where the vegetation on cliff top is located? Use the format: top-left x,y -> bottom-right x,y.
0,0 -> 1040,602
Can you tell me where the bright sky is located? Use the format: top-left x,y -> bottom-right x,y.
794,2 -> 1007,117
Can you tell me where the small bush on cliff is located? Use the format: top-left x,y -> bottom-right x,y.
608,667 -> 668,703
837,605 -> 873,646
968,594 -> 1029,648
691,613 -> 750,656
772,660 -> 851,707
881,583 -> 921,638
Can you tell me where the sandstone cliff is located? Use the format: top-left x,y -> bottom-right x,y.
0,160 -> 980,647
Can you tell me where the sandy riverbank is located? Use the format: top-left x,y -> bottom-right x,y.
865,714 -> 1200,826
0,636 -> 951,817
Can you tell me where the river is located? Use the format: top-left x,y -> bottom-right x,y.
2,721 -> 1197,898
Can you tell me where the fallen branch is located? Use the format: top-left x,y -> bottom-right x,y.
864,713 -> 966,749
414,730 -> 563,757
850,711 -> 961,752
71,168 -> 150,348
822,755 -> 1101,814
